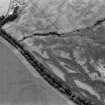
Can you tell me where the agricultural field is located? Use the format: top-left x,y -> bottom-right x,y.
0,0 -> 105,105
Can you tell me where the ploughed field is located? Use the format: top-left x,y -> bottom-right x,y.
2,0 -> 105,104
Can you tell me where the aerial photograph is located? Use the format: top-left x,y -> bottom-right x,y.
0,0 -> 105,105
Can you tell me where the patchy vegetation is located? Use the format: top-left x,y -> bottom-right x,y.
1,0 -> 105,104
